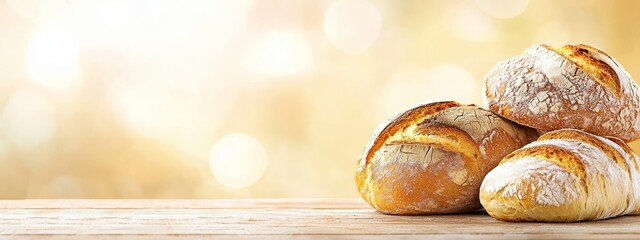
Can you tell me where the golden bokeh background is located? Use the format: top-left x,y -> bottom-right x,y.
0,0 -> 639,199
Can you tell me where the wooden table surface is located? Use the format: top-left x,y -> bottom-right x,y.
0,199 -> 639,239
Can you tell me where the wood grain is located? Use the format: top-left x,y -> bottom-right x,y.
0,199 -> 638,239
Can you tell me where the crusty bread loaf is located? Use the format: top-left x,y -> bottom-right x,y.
356,101 -> 538,214
483,44 -> 640,141
480,129 -> 640,222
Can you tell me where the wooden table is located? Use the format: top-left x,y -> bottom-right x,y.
0,199 -> 638,239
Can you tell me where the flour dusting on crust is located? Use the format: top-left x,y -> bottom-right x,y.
480,129 -> 640,221
483,44 -> 640,141
482,157 -> 580,207
357,102 -> 537,214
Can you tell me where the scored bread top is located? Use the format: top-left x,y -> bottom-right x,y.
500,143 -> 588,184
548,44 -> 622,96
483,43 -> 640,141
356,101 -> 538,214
537,129 -> 630,174
360,101 -> 530,167
480,129 -> 640,221
358,101 -> 537,172
500,129 -> 634,185
360,101 -> 462,167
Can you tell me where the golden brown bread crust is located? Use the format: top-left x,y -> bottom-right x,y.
483,44 -> 640,141
500,144 -> 587,183
480,129 -> 640,222
362,101 -> 463,165
537,129 -> 630,174
549,44 -> 621,96
356,101 -> 538,214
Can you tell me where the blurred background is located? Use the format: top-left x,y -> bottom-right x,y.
0,0 -> 639,199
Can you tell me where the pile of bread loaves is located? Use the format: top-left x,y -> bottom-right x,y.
355,44 -> 640,222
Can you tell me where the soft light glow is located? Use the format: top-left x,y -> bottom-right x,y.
6,0 -> 77,23
380,64 -> 479,119
38,175 -> 85,198
0,140 -> 7,159
195,0 -> 253,48
323,0 -> 382,53
74,0 -> 138,32
109,80 -> 172,138
89,0 -> 138,31
447,4 -> 497,42
26,27 -> 80,90
475,0 -> 529,19
73,0 -> 252,52
108,77 -> 225,143
71,0 -> 141,47
535,21 -> 571,46
2,89 -> 57,149
245,32 -> 312,77
209,133 -> 268,189
73,0 -> 194,48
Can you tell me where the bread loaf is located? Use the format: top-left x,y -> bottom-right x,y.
480,129 -> 640,222
483,44 -> 640,141
356,101 -> 538,214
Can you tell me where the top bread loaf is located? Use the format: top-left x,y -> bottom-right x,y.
483,44 -> 640,142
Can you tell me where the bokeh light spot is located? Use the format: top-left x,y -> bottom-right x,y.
27,27 -> 80,90
245,31 -> 312,77
209,133 -> 268,189
2,89 -> 57,149
107,76 -> 225,145
323,0 -> 382,53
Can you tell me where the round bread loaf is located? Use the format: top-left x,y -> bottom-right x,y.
480,129 -> 640,222
356,101 -> 538,214
483,44 -> 640,141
